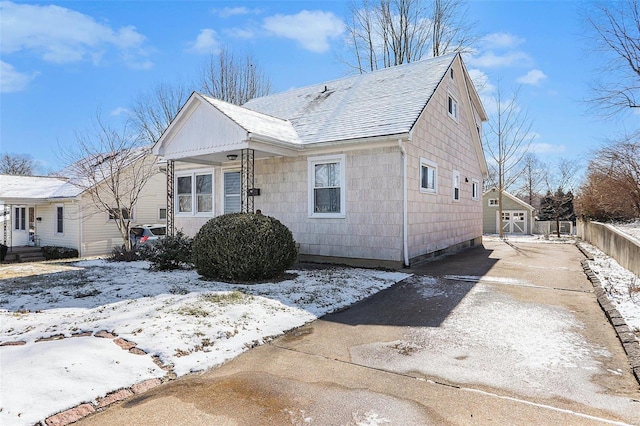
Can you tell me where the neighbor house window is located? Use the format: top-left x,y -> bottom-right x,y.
55,205 -> 64,234
14,206 -> 26,230
108,208 -> 131,221
420,158 -> 438,194
488,198 -> 499,206
472,179 -> 480,200
308,154 -> 346,218
448,94 -> 458,120
158,207 -> 167,221
176,170 -> 214,215
453,170 -> 460,201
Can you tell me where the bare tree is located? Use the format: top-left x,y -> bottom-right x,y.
200,47 -> 272,105
514,153 -> 548,208
343,0 -> 477,73
584,0 -> 640,116
61,114 -> 158,250
131,81 -> 191,144
577,137 -> 640,221
0,153 -> 36,175
483,84 -> 534,238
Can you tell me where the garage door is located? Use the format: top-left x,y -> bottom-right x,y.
498,210 -> 527,234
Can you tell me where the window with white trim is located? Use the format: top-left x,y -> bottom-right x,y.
448,94 -> 458,120
14,206 -> 26,231
176,170 -> 214,215
420,158 -> 437,193
55,205 -> 64,234
453,170 -> 460,201
472,179 -> 480,200
158,206 -> 167,221
308,154 -> 346,218
488,198 -> 499,206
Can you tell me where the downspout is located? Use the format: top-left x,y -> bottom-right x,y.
398,139 -> 409,267
78,199 -> 83,257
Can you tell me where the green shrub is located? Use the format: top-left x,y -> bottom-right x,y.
140,230 -> 193,270
41,246 -> 79,260
0,244 -> 7,261
108,245 -> 140,262
192,213 -> 298,282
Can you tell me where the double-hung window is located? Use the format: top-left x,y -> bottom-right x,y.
448,94 -> 458,120
14,206 -> 26,231
108,207 -> 131,221
472,179 -> 479,200
55,205 -> 64,234
420,158 -> 438,194
176,170 -> 213,215
308,154 -> 345,218
453,170 -> 460,201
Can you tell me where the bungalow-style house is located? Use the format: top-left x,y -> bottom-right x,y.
483,187 -> 536,234
153,53 -> 488,267
0,150 -> 166,257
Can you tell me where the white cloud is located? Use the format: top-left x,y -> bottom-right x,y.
468,51 -> 533,68
530,143 -> 565,154
0,61 -> 38,93
0,1 -> 150,68
187,29 -> 220,55
110,107 -> 130,117
263,10 -> 345,53
517,69 -> 547,86
481,32 -> 525,49
215,6 -> 261,18
223,27 -> 255,39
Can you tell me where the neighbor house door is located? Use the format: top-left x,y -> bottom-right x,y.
223,171 -> 241,214
499,210 -> 527,234
12,206 -> 29,246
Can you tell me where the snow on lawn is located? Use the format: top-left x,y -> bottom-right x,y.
0,260 -> 409,425
580,243 -> 640,340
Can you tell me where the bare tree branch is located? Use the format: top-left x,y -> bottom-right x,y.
0,153 -> 36,175
341,0 -> 477,73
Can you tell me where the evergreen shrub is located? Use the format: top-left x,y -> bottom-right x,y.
140,230 -> 193,270
192,213 -> 298,282
41,246 -> 79,260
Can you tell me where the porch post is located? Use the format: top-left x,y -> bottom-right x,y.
240,148 -> 255,213
166,159 -> 175,236
2,204 -> 7,246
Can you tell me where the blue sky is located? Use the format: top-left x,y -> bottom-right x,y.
1,0 -> 637,177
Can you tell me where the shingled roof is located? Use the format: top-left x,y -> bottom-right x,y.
242,53 -> 457,144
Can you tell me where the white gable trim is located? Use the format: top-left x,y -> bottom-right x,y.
483,187 -> 535,211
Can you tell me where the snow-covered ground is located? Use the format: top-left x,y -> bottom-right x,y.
0,260 -> 409,425
580,243 -> 640,339
614,219 -> 640,241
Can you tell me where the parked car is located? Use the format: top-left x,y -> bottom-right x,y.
129,224 -> 166,247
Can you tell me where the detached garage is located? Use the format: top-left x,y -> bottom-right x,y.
483,187 -> 536,235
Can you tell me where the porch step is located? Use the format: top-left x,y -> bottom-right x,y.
2,247 -> 46,263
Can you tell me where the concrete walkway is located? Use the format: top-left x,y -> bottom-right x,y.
80,240 -> 640,425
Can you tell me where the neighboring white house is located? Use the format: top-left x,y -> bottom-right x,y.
483,187 -> 536,235
153,53 -> 488,267
0,153 -> 166,257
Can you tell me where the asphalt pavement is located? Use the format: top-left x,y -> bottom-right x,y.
80,239 -> 640,425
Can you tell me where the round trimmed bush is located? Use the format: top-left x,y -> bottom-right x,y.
192,213 -> 298,282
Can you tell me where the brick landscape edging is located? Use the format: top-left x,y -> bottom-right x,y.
25,331 -> 177,426
576,242 -> 640,385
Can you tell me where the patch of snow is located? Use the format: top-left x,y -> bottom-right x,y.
0,260 -> 409,425
580,243 -> 640,338
613,220 -> 640,242
483,234 -> 576,244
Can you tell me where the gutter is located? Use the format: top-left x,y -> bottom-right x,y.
398,138 -> 409,267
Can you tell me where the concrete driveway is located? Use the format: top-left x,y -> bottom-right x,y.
80,240 -> 640,425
